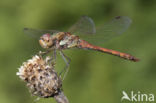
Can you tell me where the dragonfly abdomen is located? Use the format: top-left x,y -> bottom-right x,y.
78,40 -> 139,62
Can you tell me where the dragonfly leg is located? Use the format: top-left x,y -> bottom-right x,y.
38,50 -> 57,66
38,50 -> 50,56
53,49 -> 57,61
46,49 -> 57,65
59,50 -> 71,80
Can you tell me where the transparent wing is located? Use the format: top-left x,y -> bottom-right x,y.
24,28 -> 60,39
91,16 -> 132,44
68,16 -> 96,35
69,16 -> 132,45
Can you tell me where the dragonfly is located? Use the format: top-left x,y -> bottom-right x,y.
24,16 -> 139,79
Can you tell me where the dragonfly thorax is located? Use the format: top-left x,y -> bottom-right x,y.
58,33 -> 80,49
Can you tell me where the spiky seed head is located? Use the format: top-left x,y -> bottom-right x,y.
17,55 -> 62,98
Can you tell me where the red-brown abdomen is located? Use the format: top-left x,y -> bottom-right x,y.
78,40 -> 139,62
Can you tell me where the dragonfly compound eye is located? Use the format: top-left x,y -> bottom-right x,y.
39,33 -> 53,49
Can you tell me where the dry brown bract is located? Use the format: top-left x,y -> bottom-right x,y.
16,55 -> 62,98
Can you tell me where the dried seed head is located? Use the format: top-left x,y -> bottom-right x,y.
17,55 -> 62,98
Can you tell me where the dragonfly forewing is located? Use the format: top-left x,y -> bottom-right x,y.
68,16 -> 96,35
24,28 -> 60,39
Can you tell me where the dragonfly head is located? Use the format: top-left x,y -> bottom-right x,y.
39,33 -> 53,49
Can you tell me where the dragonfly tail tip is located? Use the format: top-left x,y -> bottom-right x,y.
132,58 -> 140,62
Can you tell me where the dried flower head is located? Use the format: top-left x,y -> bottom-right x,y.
17,55 -> 62,98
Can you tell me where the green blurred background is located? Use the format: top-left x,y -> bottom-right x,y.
0,0 -> 156,103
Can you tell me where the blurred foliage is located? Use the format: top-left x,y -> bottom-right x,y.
0,0 -> 156,103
